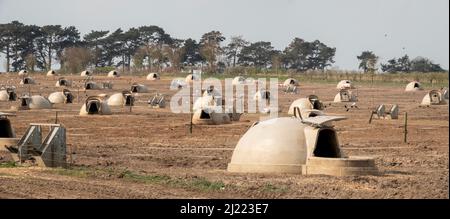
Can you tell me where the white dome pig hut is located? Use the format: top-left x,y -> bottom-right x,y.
79,95 -> 112,116
170,79 -> 187,89
334,89 -> 357,102
232,76 -> 246,85
48,89 -> 74,104
193,93 -> 222,112
146,73 -> 160,80
47,70 -> 56,76
107,91 -> 135,106
420,90 -> 447,106
227,116 -> 378,176
18,70 -> 28,76
253,89 -> 274,114
0,87 -> 17,101
405,81 -> 423,92
192,105 -> 241,124
20,77 -> 35,85
80,70 -> 92,76
288,95 -> 325,118
107,70 -> 120,78
253,89 -> 271,101
193,87 -> 223,112
0,113 -> 19,150
84,81 -> 100,90
18,95 -> 52,110
283,78 -> 299,93
442,88 -> 449,100
192,85 -> 241,124
283,78 -> 299,87
192,107 -> 231,125
336,80 -> 354,89
130,83 -> 148,93
203,85 -> 222,98
185,74 -> 199,83
55,77 -> 72,87
244,77 -> 256,84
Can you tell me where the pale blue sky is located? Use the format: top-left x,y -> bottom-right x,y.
0,0 -> 448,71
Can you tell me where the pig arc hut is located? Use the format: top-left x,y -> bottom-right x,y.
146,73 -> 160,80
48,89 -> 74,104
405,81 -> 423,92
232,76 -> 246,85
18,70 -> 28,76
420,90 -> 447,106
47,70 -> 56,76
107,91 -> 135,106
288,95 -> 325,118
55,77 -> 72,87
79,95 -> 112,116
107,70 -> 120,78
0,87 -> 17,102
0,112 -> 19,150
18,95 -> 52,110
80,70 -> 92,76
336,80 -> 354,90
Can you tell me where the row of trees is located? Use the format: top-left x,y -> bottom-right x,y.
357,51 -> 444,73
1,21 -> 445,73
0,21 -> 80,72
0,21 -> 337,73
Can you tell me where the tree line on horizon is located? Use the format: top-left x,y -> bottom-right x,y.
0,21 -> 446,74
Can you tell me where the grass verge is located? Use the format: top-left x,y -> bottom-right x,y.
120,170 -> 226,192
0,161 -> 18,168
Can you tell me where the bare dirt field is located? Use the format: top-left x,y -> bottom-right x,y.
0,73 -> 448,199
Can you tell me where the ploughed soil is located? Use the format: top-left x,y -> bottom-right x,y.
0,73 -> 448,199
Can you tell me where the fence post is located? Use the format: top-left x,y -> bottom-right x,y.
189,112 -> 193,134
369,112 -> 374,124
403,112 -> 408,143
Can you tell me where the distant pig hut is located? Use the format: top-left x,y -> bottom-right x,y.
288,95 -> 325,118
130,83 -> 148,93
18,70 -> 28,76
420,90 -> 447,106
0,112 -> 19,150
18,95 -> 52,110
232,76 -> 246,85
55,77 -> 72,87
107,70 -> 120,78
405,81 -> 423,92
107,91 -> 134,106
84,81 -> 100,90
185,74 -> 199,83
146,73 -> 160,80
253,89 -> 271,102
80,70 -> 92,76
47,70 -> 56,76
170,79 -> 187,89
20,77 -> 35,85
48,89 -> 74,104
334,89 -> 357,102
0,87 -> 17,101
79,95 -> 112,116
192,107 -> 231,125
336,80 -> 354,89
283,78 -> 299,87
